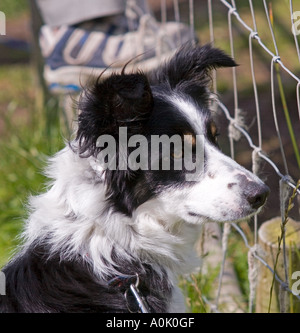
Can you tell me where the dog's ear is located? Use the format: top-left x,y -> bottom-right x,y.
149,43 -> 237,101
76,72 -> 153,157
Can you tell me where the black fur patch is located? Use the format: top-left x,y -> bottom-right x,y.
76,72 -> 153,158
0,244 -> 171,313
149,43 -> 237,102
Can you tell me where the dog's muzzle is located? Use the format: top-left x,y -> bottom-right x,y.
239,174 -> 270,210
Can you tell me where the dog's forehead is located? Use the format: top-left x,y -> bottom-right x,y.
169,95 -> 207,134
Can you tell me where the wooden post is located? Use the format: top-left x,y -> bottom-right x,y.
256,217 -> 300,313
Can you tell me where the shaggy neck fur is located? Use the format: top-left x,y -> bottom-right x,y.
24,145 -> 202,283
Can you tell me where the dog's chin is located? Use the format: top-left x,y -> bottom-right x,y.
186,206 -> 264,224
226,204 -> 266,224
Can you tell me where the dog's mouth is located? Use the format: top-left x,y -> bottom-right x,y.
187,207 -> 261,223
187,183 -> 269,223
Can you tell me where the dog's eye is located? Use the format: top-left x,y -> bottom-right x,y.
213,132 -> 220,143
171,147 -> 183,159
170,133 -> 197,160
210,121 -> 217,136
209,121 -> 220,144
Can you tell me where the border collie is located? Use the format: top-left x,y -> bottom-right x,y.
0,44 -> 269,313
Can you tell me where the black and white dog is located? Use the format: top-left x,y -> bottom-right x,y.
0,44 -> 269,313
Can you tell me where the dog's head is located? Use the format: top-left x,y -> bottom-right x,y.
75,44 -> 269,224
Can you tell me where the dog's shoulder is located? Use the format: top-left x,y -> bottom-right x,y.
0,244 -> 127,313
0,243 -> 175,313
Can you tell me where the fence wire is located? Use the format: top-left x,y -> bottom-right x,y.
161,0 -> 300,313
204,0 -> 300,313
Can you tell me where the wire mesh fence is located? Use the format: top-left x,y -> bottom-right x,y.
157,0 -> 300,313
195,0 -> 300,313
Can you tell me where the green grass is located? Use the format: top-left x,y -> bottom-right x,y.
228,225 -> 251,300
0,0 -> 28,19
180,265 -> 221,313
0,64 -> 64,267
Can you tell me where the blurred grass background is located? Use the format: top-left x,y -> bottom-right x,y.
0,0 -> 299,312
1,0 -> 28,18
0,2 -> 64,266
0,64 -> 64,267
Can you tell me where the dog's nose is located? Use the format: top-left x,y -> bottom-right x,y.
244,182 -> 270,210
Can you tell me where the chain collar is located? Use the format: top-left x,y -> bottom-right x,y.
108,273 -> 151,313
